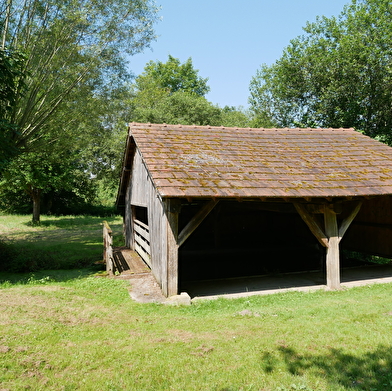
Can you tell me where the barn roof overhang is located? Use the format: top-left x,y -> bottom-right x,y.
116,123 -> 392,213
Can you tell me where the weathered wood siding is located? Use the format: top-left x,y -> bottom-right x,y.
128,150 -> 149,207
342,196 -> 392,257
148,189 -> 169,294
125,149 -> 169,292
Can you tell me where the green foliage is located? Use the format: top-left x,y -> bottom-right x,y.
0,48 -> 26,171
220,105 -> 252,128
1,0 -> 159,151
0,149 -> 99,221
135,54 -> 210,97
0,0 -> 159,219
249,0 -> 392,139
132,90 -> 222,125
2,151 -> 80,194
130,55 -> 220,125
130,55 -> 252,127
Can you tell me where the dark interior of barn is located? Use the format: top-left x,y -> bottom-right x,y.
178,201 -> 322,282
178,199 -> 390,286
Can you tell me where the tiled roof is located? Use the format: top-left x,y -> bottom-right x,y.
125,123 -> 392,199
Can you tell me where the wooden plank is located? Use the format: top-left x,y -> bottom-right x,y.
294,203 -> 329,248
338,201 -> 362,242
134,219 -> 149,230
147,185 -> 166,289
129,206 -> 136,250
119,248 -> 150,273
134,221 -> 151,242
165,199 -> 180,297
129,150 -> 149,207
134,232 -> 151,254
135,242 -> 152,267
178,200 -> 218,247
324,206 -> 340,290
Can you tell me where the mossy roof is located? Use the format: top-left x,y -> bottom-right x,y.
120,123 -> 392,200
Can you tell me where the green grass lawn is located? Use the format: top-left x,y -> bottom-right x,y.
1,215 -> 392,390
0,214 -> 123,272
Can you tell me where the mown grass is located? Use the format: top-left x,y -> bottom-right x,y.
1,214 -> 392,390
1,276 -> 392,391
0,214 -> 123,272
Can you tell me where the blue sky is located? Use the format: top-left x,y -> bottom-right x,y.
128,0 -> 349,108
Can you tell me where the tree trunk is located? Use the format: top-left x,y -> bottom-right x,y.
1,0 -> 12,50
31,187 -> 41,224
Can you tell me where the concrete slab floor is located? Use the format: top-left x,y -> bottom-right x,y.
182,264 -> 392,302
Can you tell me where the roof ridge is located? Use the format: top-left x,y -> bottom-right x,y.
128,122 -> 355,132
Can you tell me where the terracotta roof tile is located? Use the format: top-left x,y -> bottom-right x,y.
125,123 -> 392,199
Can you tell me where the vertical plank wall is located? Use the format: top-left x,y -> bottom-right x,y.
125,150 -> 168,291
343,196 -> 392,257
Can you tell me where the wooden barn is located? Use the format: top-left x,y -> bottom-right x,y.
116,123 -> 392,297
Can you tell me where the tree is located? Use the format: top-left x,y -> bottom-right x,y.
134,55 -> 210,97
130,55 -> 237,126
249,0 -> 392,140
0,48 -> 26,170
220,106 -> 252,128
131,90 -> 222,125
0,149 -> 94,223
1,0 -> 158,151
0,0 -> 158,221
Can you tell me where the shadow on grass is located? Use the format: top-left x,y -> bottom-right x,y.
0,215 -> 125,272
23,215 -> 122,229
0,238 -> 105,272
261,344 -> 392,390
0,264 -> 106,285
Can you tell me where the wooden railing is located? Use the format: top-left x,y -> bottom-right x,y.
134,219 -> 151,267
103,221 -> 114,273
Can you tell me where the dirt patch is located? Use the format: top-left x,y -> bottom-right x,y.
124,273 -> 166,303
0,345 -> 10,353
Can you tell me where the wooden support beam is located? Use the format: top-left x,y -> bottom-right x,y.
178,200 -> 218,247
164,199 -> 181,297
338,201 -> 362,242
324,206 -> 340,290
295,200 -> 361,291
294,203 -> 329,248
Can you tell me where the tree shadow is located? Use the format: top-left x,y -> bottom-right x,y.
0,265 -> 105,285
261,344 -> 392,389
0,215 -> 125,273
23,215 -> 122,229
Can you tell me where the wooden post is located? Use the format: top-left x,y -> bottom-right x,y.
129,205 -> 136,250
324,206 -> 340,290
103,221 -> 113,274
164,199 -> 181,297
295,201 -> 362,290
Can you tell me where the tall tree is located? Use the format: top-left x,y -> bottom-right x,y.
130,55 -> 226,126
0,0 -> 158,222
1,0 -> 158,151
249,0 -> 392,140
135,54 -> 210,97
0,48 -> 26,170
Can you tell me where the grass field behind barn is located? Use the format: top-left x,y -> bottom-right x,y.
0,214 -> 124,273
1,214 -> 392,390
